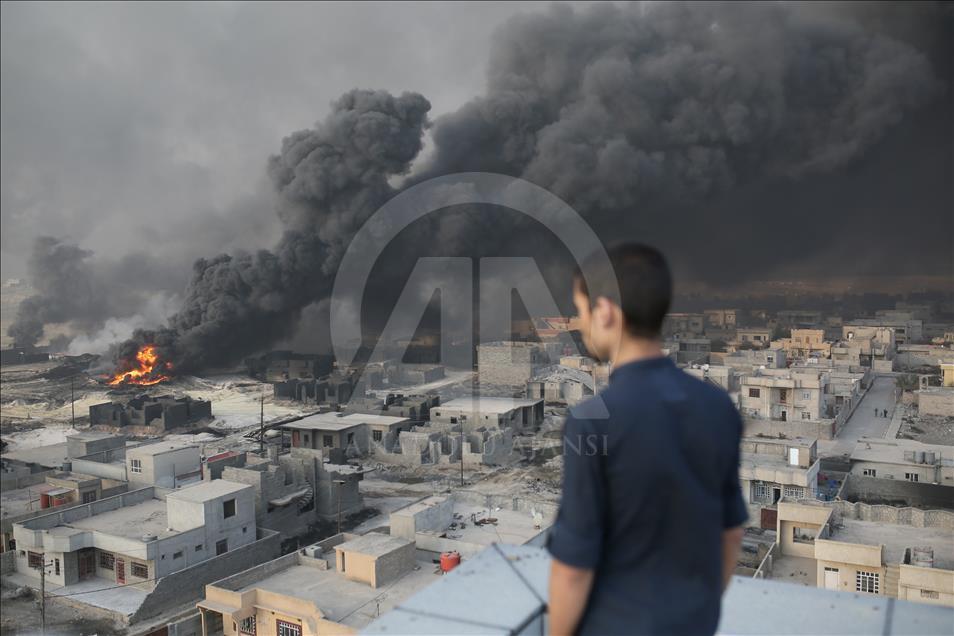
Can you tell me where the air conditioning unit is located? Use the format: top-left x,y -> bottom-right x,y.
302,544 -> 324,559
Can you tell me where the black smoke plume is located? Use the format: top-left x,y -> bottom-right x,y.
10,2 -> 948,372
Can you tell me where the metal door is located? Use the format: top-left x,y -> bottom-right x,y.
116,558 -> 126,584
824,567 -> 839,590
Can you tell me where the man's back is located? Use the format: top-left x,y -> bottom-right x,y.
548,356 -> 747,635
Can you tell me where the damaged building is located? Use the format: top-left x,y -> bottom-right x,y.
430,397 -> 544,434
395,424 -> 517,468
245,350 -> 334,382
342,392 -> 440,422
211,445 -> 364,537
88,394 -> 212,432
272,370 -> 360,407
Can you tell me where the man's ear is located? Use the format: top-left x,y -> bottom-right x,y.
593,296 -> 616,329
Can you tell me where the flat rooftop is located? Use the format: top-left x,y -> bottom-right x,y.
336,533 -> 411,557
739,453 -> 814,473
167,479 -> 249,503
850,437 -> 952,466
829,518 -> 954,570
418,499 -> 549,546
281,412 -> 368,432
2,442 -> 68,468
437,397 -> 542,414
66,431 -> 124,442
1,483 -> 54,518
67,498 -> 171,541
234,559 -> 441,630
127,440 -> 199,457
337,413 -> 410,427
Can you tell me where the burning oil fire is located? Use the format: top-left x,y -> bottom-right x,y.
107,345 -> 172,386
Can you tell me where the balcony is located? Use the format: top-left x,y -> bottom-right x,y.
363,544 -> 953,635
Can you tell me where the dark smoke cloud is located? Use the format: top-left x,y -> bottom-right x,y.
11,2 -> 949,372
7,237 -> 182,349
120,90 -> 431,372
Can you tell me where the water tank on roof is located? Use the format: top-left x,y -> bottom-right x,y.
141,534 -> 158,542
916,451 -> 926,464
904,450 -> 916,462
912,546 -> 934,568
440,551 -> 461,573
923,451 -> 936,465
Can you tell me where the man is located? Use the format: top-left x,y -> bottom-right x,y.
548,244 -> 747,635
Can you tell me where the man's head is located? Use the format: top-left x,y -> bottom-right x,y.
572,243 -> 672,362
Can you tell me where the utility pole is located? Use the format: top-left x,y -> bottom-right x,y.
39,559 -> 54,634
259,387 -> 265,456
333,479 -> 346,533
70,375 -> 75,429
459,416 -> 466,487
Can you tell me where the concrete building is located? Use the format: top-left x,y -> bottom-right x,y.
848,318 -> 923,345
342,392 -> 439,422
12,481 -> 256,590
665,337 -> 712,365
662,313 -> 705,338
777,310 -> 824,329
714,347 -> 787,371
126,441 -> 203,489
738,368 -> 829,423
216,447 -> 363,535
894,344 -> 954,369
739,437 -> 820,530
942,363 -> 954,387
477,341 -> 549,387
430,397 -> 544,434
1,471 -> 127,553
245,350 -> 334,382
280,412 -> 410,457
733,327 -> 773,349
65,431 -> 127,461
775,501 -> 954,607
196,532 -> 440,635
273,370 -> 360,407
392,424 -> 516,468
704,308 -> 738,329
684,365 -> 741,393
390,493 -> 554,558
526,364 -> 595,407
89,394 -> 212,431
774,329 -> 831,361
849,438 -> 953,487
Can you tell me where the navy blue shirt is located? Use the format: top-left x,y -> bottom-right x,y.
547,356 -> 747,636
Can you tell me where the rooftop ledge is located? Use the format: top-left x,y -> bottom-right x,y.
363,544 -> 953,635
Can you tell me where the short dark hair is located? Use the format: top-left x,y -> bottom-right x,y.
573,243 -> 672,338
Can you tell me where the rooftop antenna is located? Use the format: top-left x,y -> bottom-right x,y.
70,374 -> 75,429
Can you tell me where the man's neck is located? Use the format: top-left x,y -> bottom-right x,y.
611,336 -> 665,368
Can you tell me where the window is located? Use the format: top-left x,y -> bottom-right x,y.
450,417 -> 458,424
862,468 -> 877,477
277,620 -> 302,636
82,491 -> 97,504
173,551 -> 183,559
752,482 -> 769,501
766,356 -> 774,363
801,412 -> 811,420
54,558 -> 60,576
779,389 -> 788,402
434,412 -> 440,417
99,552 -> 115,570
784,486 -> 804,499
216,539 -> 228,555
239,616 -> 257,635
921,589 -> 939,600
131,562 -> 148,578
243,526 -> 248,534
856,571 -> 880,594
195,544 -> 203,552
793,526 -> 814,544
130,459 -> 143,474
802,392 -> 811,399
346,432 -> 354,445
223,498 -> 236,518
748,388 -> 761,398
372,430 -> 383,442
323,434 -> 334,447
904,472 -> 919,482
28,552 -> 43,569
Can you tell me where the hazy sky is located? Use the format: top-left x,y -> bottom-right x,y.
1,1 -> 569,278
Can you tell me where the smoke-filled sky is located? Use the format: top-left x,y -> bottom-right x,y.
2,2 -> 952,364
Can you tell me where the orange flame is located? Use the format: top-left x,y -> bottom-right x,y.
107,345 -> 172,386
